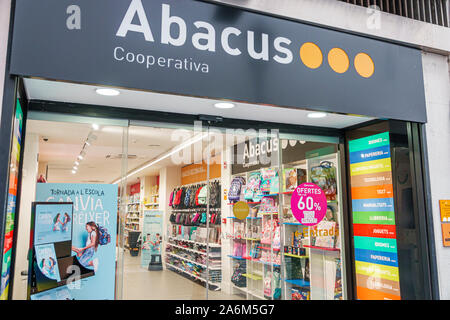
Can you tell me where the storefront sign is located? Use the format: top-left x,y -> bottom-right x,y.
291,183 -> 327,226
349,132 -> 401,300
35,184 -> 118,300
0,100 -> 23,300
10,0 -> 426,122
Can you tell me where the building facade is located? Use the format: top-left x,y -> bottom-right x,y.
0,0 -> 449,300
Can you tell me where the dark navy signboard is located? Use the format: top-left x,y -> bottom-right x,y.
10,0 -> 426,122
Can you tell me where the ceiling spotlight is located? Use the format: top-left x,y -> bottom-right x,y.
75,161 -> 80,166
95,88 -> 120,96
85,141 -> 91,146
71,170 -> 77,174
307,112 -> 327,119
78,155 -> 84,160
73,166 -> 78,170
214,102 -> 235,109
92,123 -> 100,131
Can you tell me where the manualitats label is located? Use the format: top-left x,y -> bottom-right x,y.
349,132 -> 401,300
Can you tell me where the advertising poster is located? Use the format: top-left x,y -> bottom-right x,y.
34,203 -> 73,245
0,99 -> 23,300
349,132 -> 401,300
141,210 -> 163,268
35,183 -> 118,300
35,244 -> 61,282
30,286 -> 72,300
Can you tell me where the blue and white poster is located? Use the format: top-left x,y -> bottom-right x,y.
34,203 -> 73,245
35,184 -> 118,300
35,244 -> 61,282
30,285 -> 72,300
141,210 -> 163,268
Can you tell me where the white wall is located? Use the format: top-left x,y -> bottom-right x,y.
208,0 -> 450,54
11,133 -> 39,300
0,0 -> 12,124
423,52 -> 450,299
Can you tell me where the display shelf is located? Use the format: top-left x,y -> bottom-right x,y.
284,253 -> 308,259
283,222 -> 304,225
166,252 -> 222,270
167,242 -> 220,257
228,255 -> 245,260
259,246 -> 281,251
232,284 -> 248,293
168,236 -> 221,248
166,263 -> 221,287
284,279 -> 310,287
242,273 -> 262,280
303,245 -> 340,252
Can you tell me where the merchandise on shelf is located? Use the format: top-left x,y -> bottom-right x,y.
292,288 -> 310,300
283,168 -> 297,192
228,176 -> 246,203
309,160 -> 337,201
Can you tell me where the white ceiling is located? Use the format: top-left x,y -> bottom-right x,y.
26,120 -> 183,185
24,78 -> 375,129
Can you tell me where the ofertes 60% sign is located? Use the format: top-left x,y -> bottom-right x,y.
291,183 -> 327,226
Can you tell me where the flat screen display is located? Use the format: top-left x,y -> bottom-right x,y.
34,203 -> 73,246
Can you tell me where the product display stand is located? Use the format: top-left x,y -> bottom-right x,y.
281,152 -> 344,300
226,145 -> 344,301
165,179 -> 222,290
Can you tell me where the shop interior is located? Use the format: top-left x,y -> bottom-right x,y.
12,78 -> 377,300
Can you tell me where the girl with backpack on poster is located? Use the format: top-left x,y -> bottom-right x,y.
61,212 -> 71,232
72,221 -> 110,272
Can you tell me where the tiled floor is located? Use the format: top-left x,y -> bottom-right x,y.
121,252 -> 245,300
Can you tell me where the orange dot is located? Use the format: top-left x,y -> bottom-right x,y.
354,53 -> 375,78
300,42 -> 323,69
328,48 -> 349,74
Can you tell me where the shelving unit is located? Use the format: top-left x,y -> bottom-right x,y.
165,179 -> 222,290
226,145 -> 344,301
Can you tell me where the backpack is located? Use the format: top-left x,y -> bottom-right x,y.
209,181 -> 220,207
184,188 -> 191,207
169,191 -> 174,207
190,186 -> 197,207
98,225 -> 111,246
310,161 -> 337,201
228,177 -> 245,202
231,261 -> 247,287
197,186 -> 208,205
260,196 -> 277,213
174,189 -> 183,206
245,172 -> 261,201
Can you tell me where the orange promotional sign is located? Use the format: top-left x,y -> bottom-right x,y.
351,184 -> 393,200
440,200 -> 450,247
181,155 -> 221,185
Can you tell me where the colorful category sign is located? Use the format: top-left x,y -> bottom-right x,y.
35,184 -> 118,300
291,183 -> 327,226
349,132 -> 401,300
1,100 -> 23,300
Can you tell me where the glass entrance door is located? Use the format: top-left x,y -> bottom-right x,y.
119,120 -> 347,301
